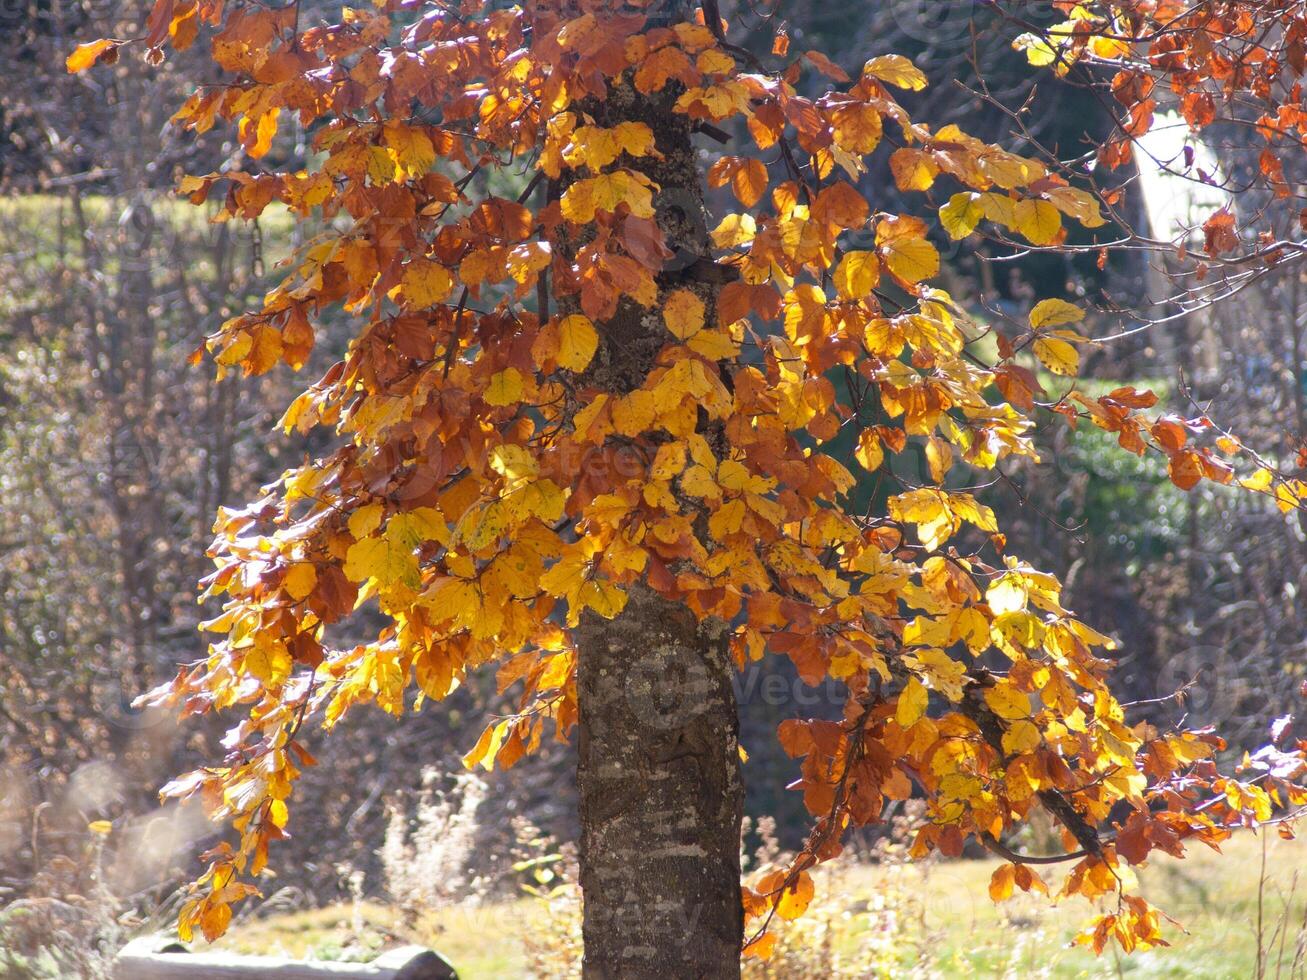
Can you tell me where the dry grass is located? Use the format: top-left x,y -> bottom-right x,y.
193,830 -> 1307,978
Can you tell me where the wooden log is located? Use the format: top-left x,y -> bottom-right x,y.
112,936 -> 457,980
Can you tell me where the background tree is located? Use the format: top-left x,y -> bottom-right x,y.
59,1 -> 1307,976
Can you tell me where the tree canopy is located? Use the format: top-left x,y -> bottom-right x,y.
68,0 -> 1307,969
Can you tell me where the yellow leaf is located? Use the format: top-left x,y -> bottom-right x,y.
1029,298 -> 1085,329
984,683 -> 1030,720
1013,33 -> 1057,67
462,720 -> 504,771
1239,467 -> 1273,491
697,48 -> 736,75
915,648 -> 967,701
382,120 -> 437,177
940,193 -> 985,239
708,498 -> 747,538
612,390 -> 656,436
1276,481 -> 1303,514
651,441 -> 688,480
66,39 -> 116,74
87,820 -> 113,835
343,534 -> 418,589
1033,337 -> 1080,376
890,148 -> 939,192
348,503 -> 385,539
993,610 -> 1045,649
563,122 -> 656,171
490,444 -> 539,481
1002,719 -> 1042,755
950,493 -> 996,532
557,314 -> 599,372
580,579 -> 628,619
400,259 -> 453,308
245,640 -> 294,684
831,102 -> 882,155
388,507 -> 451,548
559,170 -> 656,223
664,289 -> 706,340
680,464 -> 719,499
854,430 -> 883,471
889,488 -> 953,551
1045,185 -> 1107,228
925,436 -> 951,484
863,54 -> 928,90
688,328 -> 741,360
283,564 -> 317,601
877,217 -> 939,285
834,251 -> 881,300
952,607 -> 991,655
711,213 -> 757,248
268,799 -> 289,829
250,109 -> 280,160
1014,199 -> 1061,245
896,676 -> 928,727
731,157 -> 768,207
485,368 -> 525,406
987,574 -> 1028,614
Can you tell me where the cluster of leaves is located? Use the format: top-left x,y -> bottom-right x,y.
1013,0 -> 1307,259
68,0 -> 1307,958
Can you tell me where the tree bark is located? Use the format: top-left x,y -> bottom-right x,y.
564,4 -> 744,975
575,588 -> 743,979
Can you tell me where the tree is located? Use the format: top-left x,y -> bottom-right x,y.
69,1 -> 1307,974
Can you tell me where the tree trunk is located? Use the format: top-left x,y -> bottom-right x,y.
565,4 -> 744,975
575,589 -> 743,978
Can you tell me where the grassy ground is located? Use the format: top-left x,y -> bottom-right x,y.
198,830 -> 1307,978
900,830 -> 1307,978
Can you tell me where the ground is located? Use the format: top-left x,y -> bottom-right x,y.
198,830 -> 1307,978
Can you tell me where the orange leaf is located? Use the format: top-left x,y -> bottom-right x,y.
775,870 -> 815,919
66,39 -> 117,74
663,289 -> 706,340
989,863 -> 1016,902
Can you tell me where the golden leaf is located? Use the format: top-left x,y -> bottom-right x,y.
896,676 -> 929,727
400,259 -> 453,308
66,39 -> 117,74
775,871 -> 815,920
989,863 -> 1016,902
863,54 -> 928,90
1014,199 -> 1061,245
833,251 -> 881,300
1029,298 -> 1085,329
940,193 -> 985,239
283,564 -> 317,601
984,683 -> 1030,720
1033,337 -> 1080,376
877,217 -> 939,284
557,314 -> 599,372
485,368 -> 525,406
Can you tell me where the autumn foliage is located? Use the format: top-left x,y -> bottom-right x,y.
69,0 -> 1307,961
